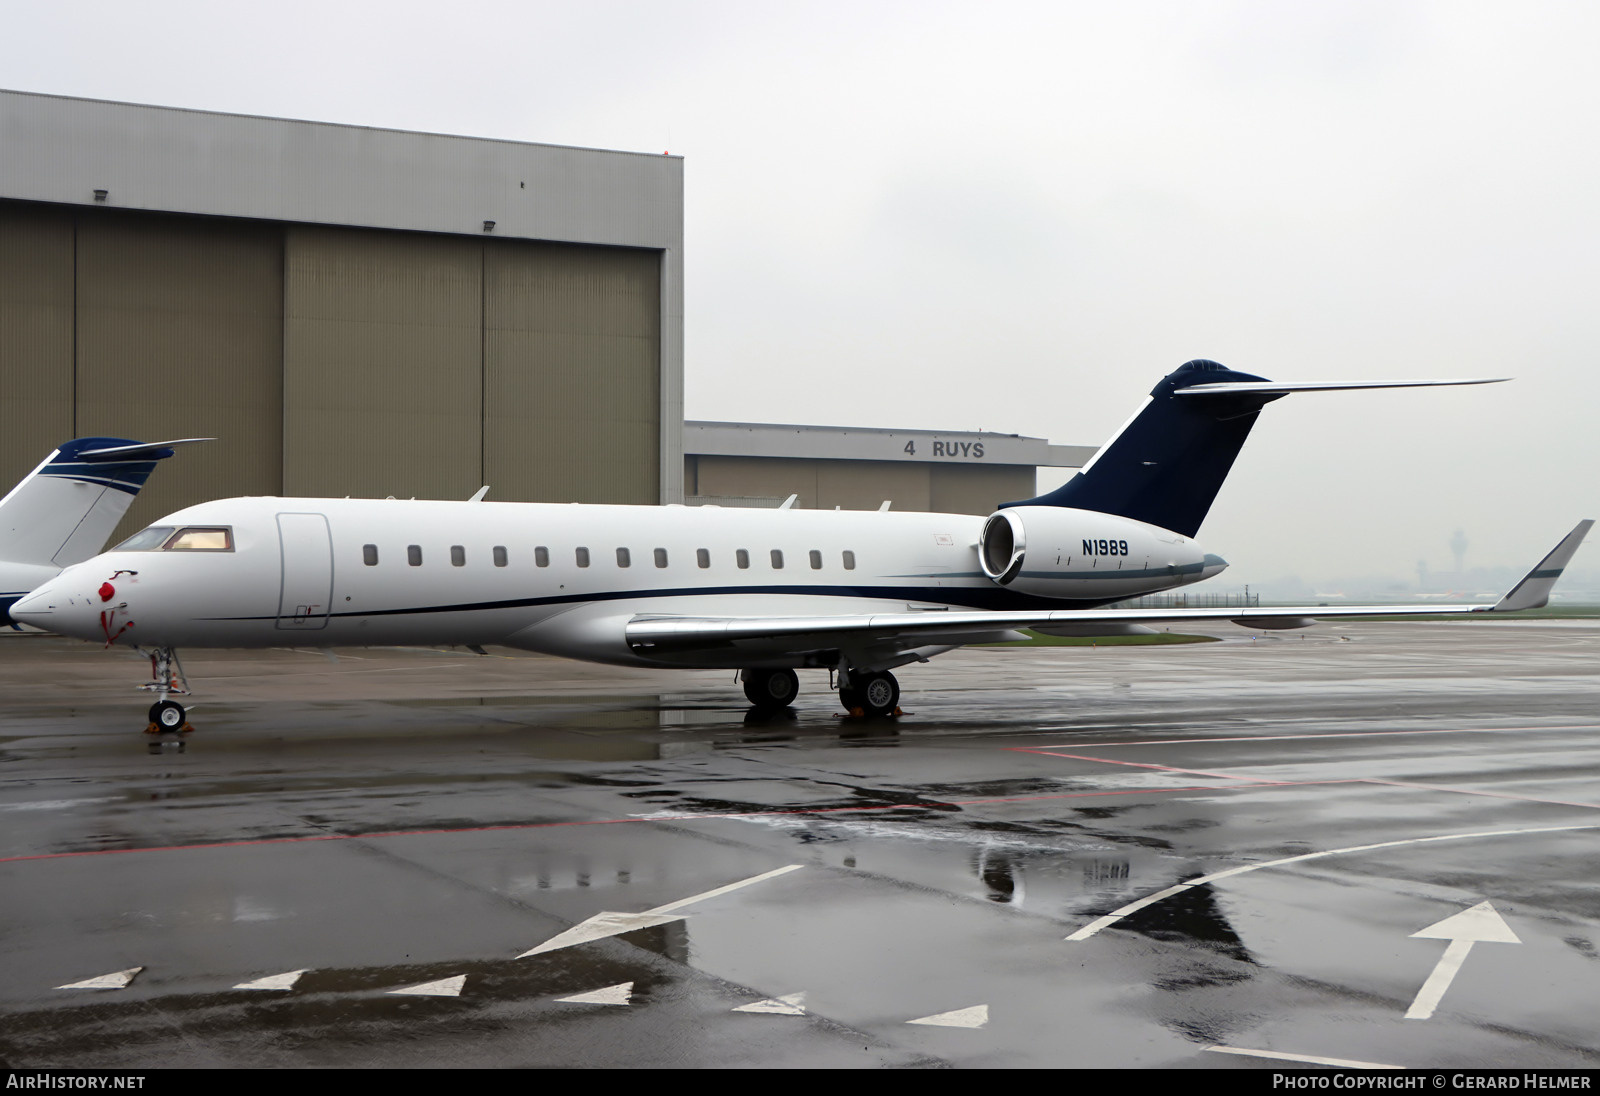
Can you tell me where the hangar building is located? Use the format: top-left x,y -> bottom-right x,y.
0,89 -> 683,542
685,421 -> 1093,515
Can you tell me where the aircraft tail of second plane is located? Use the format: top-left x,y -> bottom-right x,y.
0,438 -> 207,573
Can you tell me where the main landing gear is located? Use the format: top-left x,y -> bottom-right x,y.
837,667 -> 900,719
138,646 -> 192,740
740,666 -> 901,718
742,668 -> 799,711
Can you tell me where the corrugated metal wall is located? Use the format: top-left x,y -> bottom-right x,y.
689,455 -> 1032,515
76,211 -> 284,541
0,200 -> 664,546
284,226 -> 482,501
485,242 -> 659,503
0,204 -> 74,489
930,464 -> 1034,515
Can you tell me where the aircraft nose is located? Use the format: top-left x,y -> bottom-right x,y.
10,575 -> 101,638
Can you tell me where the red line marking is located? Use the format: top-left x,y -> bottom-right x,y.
1026,723 -> 1600,750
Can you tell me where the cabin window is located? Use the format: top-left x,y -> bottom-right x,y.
451,545 -> 466,567
654,548 -> 668,568
843,550 -> 856,570
809,549 -> 822,570
576,547 -> 590,567
113,526 -> 176,551
534,546 -> 548,567
696,548 -> 710,569
736,549 -> 750,569
616,547 -> 631,568
408,545 -> 422,566
494,546 -> 509,567
363,544 -> 378,566
163,527 -> 233,551
770,549 -> 784,569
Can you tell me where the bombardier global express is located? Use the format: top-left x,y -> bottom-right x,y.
9,360 -> 1591,733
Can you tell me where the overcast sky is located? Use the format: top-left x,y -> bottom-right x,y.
5,1 -> 1597,588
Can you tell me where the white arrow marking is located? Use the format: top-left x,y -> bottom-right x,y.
234,970 -> 307,991
556,981 -> 633,1006
56,967 -> 143,990
733,991 -> 806,1015
907,1004 -> 988,1028
517,864 -> 803,958
1405,901 -> 1521,1020
388,974 -> 466,997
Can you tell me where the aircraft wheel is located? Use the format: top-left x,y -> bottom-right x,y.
149,700 -> 187,732
742,668 -> 799,710
838,684 -> 862,711
856,671 -> 900,717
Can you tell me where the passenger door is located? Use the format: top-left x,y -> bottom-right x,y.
276,512 -> 332,630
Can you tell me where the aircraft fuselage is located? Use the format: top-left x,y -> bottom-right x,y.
19,496 -> 1222,669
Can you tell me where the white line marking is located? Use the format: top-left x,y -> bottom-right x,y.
56,967 -> 142,990
234,970 -> 307,991
1206,1045 -> 1403,1069
647,863 -> 804,914
557,981 -> 633,1005
907,1003 -> 988,1028
388,974 -> 466,997
517,865 -> 802,958
517,911 -> 685,958
733,991 -> 806,1015
1064,884 -> 1192,941
1066,824 -> 1600,940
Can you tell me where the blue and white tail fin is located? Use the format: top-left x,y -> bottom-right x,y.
1,438 -> 208,621
1004,360 -> 1505,537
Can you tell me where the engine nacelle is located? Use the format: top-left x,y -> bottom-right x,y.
979,506 -> 1226,600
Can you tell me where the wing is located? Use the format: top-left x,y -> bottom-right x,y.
625,521 -> 1593,668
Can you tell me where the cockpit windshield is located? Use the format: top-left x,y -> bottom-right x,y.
114,526 -> 176,551
112,525 -> 233,552
164,527 -> 232,551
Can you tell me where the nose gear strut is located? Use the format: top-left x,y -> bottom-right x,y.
137,646 -> 192,735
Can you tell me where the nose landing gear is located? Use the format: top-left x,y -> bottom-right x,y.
138,646 -> 192,738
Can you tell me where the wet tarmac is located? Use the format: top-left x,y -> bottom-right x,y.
1,620 -> 1598,1068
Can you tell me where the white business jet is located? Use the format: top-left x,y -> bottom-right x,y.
10,361 -> 1592,734
1,437 -> 206,627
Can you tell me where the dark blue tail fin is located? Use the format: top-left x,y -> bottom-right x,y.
1003,360 -> 1283,537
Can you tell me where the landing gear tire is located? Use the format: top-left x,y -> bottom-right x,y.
742,668 -> 799,710
843,671 -> 899,717
148,700 -> 188,733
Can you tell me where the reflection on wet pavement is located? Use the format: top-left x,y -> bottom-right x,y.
1,621 -> 1598,1066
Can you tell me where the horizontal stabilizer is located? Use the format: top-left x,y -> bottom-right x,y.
1005,361 -> 1507,539
76,438 -> 213,461
1175,378 -> 1507,397
1490,520 -> 1594,612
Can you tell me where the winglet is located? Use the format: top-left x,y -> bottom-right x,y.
1490,520 -> 1594,612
